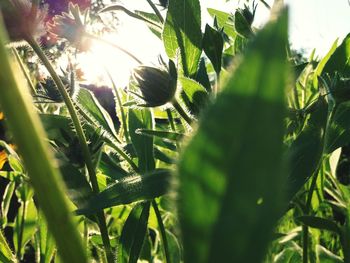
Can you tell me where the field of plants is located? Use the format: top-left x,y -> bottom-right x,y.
0,0 -> 350,262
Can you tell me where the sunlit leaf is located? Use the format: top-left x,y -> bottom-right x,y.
76,169 -> 171,215
163,0 -> 202,77
207,8 -> 236,38
0,230 -> 16,263
128,108 -> 155,173
178,10 -> 289,263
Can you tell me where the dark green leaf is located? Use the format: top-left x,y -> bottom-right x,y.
322,33 -> 350,77
118,202 -> 151,263
77,88 -> 119,142
297,216 -> 341,234
136,128 -> 184,141
234,10 -> 253,38
178,11 -> 289,263
76,169 -> 171,215
326,102 -> 350,153
286,97 -> 328,199
99,152 -> 128,180
128,108 -> 155,173
203,24 -> 224,74
163,0 -> 202,77
195,58 -> 211,92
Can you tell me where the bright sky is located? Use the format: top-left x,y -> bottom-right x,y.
80,0 -> 350,85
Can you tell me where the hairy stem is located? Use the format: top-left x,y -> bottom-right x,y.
27,37 -> 114,263
172,99 -> 193,126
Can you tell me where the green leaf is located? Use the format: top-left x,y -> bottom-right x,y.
325,102 -> 350,153
76,169 -> 171,215
322,34 -> 350,77
99,152 -> 128,180
14,199 -> 38,257
166,230 -> 182,263
203,24 -> 224,74
180,76 -> 209,115
0,230 -> 16,263
135,10 -> 162,39
77,88 -> 119,142
37,213 -> 55,263
297,216 -> 341,234
1,181 -> 15,226
128,108 -> 155,173
163,0 -> 202,77
207,8 -> 236,39
234,10 -> 253,38
178,11 -> 289,263
136,129 -> 184,141
118,202 -> 151,263
286,97 -> 328,199
316,245 -> 343,263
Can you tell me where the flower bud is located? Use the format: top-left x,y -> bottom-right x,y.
132,60 -> 177,107
0,0 -> 47,43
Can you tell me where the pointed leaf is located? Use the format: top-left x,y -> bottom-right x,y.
207,8 -> 236,38
76,169 -> 171,215
118,202 -> 150,263
136,129 -> 184,141
297,216 -> 341,234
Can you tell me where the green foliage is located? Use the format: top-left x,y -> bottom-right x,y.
2,1 -> 350,263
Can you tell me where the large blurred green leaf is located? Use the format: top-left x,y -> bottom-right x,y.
128,108 -> 155,173
118,202 -> 150,263
76,169 -> 171,215
163,0 -> 202,77
286,97 -> 328,199
177,10 -> 289,263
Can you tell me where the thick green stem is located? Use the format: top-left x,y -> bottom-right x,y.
12,48 -> 36,95
145,0 -> 164,23
86,33 -> 143,64
152,201 -> 171,263
172,99 -> 193,126
27,37 -> 114,263
302,225 -> 308,263
0,21 -> 86,262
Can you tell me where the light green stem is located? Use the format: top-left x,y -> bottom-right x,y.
0,20 -> 87,263
26,37 -> 114,263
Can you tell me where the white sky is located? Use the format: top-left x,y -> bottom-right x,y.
82,0 -> 350,85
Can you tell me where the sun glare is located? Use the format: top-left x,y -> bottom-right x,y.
76,13 -> 163,88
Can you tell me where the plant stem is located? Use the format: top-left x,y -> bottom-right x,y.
106,70 -> 130,143
166,108 -> 176,131
27,37 -> 114,263
172,99 -> 193,126
302,225 -> 308,263
0,20 -> 86,261
12,48 -> 36,95
86,33 -> 143,64
145,0 -> 164,23
16,200 -> 26,260
152,200 -> 171,263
